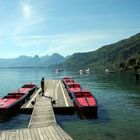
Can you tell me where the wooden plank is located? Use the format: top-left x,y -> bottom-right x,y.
30,128 -> 37,140
41,127 -> 51,139
26,129 -> 31,140
53,125 -> 66,140
1,131 -> 6,140
33,128 -> 40,140
37,127 -> 46,140
50,125 -> 62,140
21,129 -> 27,140
46,126 -> 56,140
15,130 -> 20,140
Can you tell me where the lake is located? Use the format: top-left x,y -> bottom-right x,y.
0,68 -> 140,140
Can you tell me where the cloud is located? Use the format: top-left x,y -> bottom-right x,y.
11,28 -> 140,56
1,27 -> 139,56
10,31 -> 110,56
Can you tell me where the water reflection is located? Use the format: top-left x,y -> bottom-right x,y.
75,110 -> 98,120
127,95 -> 140,107
0,113 -> 30,130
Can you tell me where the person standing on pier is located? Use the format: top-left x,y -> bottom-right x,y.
41,77 -> 45,96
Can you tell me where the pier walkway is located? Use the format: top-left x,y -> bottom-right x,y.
44,80 -> 73,108
28,96 -> 56,128
0,80 -> 73,140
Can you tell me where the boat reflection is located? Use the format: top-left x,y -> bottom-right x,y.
76,110 -> 98,120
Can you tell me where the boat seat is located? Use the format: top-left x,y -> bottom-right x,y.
84,94 -> 91,97
22,84 -> 35,88
74,93 -> 84,97
8,93 -> 24,95
4,94 -> 22,98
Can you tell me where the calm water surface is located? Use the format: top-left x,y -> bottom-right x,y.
0,68 -> 140,140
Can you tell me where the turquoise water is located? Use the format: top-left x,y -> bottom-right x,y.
60,71 -> 140,140
0,68 -> 140,140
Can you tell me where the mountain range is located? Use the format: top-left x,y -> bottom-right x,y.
1,33 -> 140,69
0,53 -> 65,67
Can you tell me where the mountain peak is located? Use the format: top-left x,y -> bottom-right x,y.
51,53 -> 62,57
0,53 -> 66,67
34,55 -> 40,59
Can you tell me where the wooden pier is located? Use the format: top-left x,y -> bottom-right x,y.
21,80 -> 73,109
0,80 -> 74,140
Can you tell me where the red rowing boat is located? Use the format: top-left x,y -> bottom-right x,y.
67,82 -> 81,92
63,78 -> 75,85
0,83 -> 37,115
63,77 -> 72,80
66,82 -> 81,98
71,89 -> 97,113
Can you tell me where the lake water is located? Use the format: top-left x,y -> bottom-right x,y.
0,68 -> 140,140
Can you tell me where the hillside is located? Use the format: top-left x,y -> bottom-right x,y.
63,33 -> 140,70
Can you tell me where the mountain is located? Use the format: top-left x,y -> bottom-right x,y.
1,33 -> 140,69
0,53 -> 65,67
65,55 -> 71,60
39,53 -> 65,67
40,55 -> 49,62
62,33 -> 140,70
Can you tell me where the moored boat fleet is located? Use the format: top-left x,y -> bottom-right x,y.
0,78 -> 97,117
63,77 -> 98,114
0,83 -> 37,115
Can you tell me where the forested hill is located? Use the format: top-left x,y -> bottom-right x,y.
63,33 -> 140,70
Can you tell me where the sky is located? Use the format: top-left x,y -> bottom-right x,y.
0,0 -> 140,58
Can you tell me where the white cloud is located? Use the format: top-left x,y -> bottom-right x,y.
1,27 -> 139,56
11,31 -> 110,56
12,28 -> 140,56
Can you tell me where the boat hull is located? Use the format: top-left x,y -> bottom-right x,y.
72,90 -> 98,114
74,101 -> 98,114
